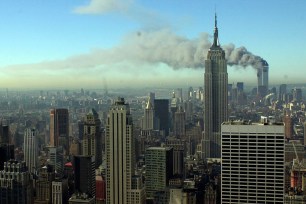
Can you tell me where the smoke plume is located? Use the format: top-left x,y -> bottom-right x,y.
3,29 -> 266,74
223,43 -> 266,69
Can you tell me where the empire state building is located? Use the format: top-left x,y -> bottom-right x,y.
202,14 -> 228,158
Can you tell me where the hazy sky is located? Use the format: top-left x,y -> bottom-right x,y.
0,0 -> 305,89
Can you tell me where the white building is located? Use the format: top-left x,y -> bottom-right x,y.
221,121 -> 285,203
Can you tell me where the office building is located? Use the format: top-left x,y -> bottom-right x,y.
24,128 -> 38,174
106,98 -> 145,204
170,93 -> 179,132
173,106 -> 186,137
221,121 -> 285,203
236,82 -> 244,92
175,88 -> 183,103
187,87 -> 194,100
145,147 -> 173,198
141,97 -> 155,131
48,146 -> 64,176
72,156 -> 95,198
257,60 -> 269,97
0,144 -> 14,170
50,108 -> 69,154
0,124 -> 14,171
0,161 -> 32,204
284,110 -> 293,139
154,99 -> 170,136
52,179 -> 69,204
279,84 -> 287,102
203,14 -> 228,158
0,124 -> 9,144
166,138 -> 185,176
82,109 -> 102,168
292,88 -> 302,102
35,165 -> 55,204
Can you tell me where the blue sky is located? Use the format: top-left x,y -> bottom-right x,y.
0,0 -> 305,89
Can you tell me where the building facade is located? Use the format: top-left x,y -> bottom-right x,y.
257,60 -> 269,97
203,14 -> 228,158
48,146 -> 64,176
221,121 -> 285,203
154,99 -> 170,136
52,179 -> 69,204
50,109 -> 69,154
173,106 -> 186,137
106,98 -> 145,204
24,128 -> 38,174
35,165 -> 55,204
82,109 -> 102,168
145,147 -> 173,198
73,155 -> 96,198
0,161 -> 32,204
141,98 -> 155,131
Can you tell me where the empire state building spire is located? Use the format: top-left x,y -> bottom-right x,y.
212,13 -> 220,47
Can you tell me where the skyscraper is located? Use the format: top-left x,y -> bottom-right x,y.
145,147 -> 173,198
257,60 -> 269,96
221,120 -> 285,203
173,106 -> 186,137
50,108 -> 69,154
24,128 -> 38,174
48,146 -> 64,176
203,14 -> 228,158
106,98 -> 145,204
141,98 -> 155,131
279,84 -> 287,102
154,99 -> 170,136
72,156 -> 95,198
82,109 -> 102,168
292,87 -> 302,102
257,59 -> 269,90
165,138 -> 185,176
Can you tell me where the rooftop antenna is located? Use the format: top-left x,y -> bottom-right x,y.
215,5 -> 217,27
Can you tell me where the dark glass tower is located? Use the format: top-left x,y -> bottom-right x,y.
202,14 -> 228,158
73,155 -> 96,198
154,99 -> 169,136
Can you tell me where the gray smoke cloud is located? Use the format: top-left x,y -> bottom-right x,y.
119,29 -> 266,70
3,29 -> 266,73
223,43 -> 266,69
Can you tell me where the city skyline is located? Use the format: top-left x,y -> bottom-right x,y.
0,0 -> 305,89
